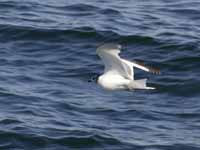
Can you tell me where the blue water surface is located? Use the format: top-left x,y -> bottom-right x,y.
0,0 -> 200,149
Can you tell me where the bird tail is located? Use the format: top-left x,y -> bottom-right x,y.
128,79 -> 155,90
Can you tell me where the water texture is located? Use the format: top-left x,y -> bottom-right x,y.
0,0 -> 200,149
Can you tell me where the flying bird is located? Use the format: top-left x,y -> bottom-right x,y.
95,43 -> 159,90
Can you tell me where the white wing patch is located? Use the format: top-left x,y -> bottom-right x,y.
121,59 -> 134,80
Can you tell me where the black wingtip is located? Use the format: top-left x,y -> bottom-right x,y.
149,67 -> 161,75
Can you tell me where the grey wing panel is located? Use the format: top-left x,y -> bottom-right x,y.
101,52 -> 133,80
121,59 -> 134,80
98,51 -> 124,73
96,43 -> 133,79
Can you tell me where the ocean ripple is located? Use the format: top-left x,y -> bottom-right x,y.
0,0 -> 200,149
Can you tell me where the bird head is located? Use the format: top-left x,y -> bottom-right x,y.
88,74 -> 99,83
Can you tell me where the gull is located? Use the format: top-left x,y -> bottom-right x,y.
95,43 -> 159,90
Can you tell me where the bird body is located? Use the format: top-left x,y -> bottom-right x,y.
98,72 -> 130,90
96,43 -> 157,90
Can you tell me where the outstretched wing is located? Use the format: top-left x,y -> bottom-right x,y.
123,59 -> 160,74
96,43 -> 133,80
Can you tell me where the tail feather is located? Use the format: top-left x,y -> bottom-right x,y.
128,79 -> 155,90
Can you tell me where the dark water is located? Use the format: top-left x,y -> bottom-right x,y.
0,0 -> 200,149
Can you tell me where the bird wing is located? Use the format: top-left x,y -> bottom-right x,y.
122,59 -> 160,74
122,59 -> 149,72
96,43 -> 133,80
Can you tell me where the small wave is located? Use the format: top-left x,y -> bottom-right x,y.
0,118 -> 22,125
63,3 -> 99,12
0,130 -> 123,149
160,55 -> 200,74
0,131 -> 48,148
99,8 -> 121,16
119,35 -> 160,45
164,1 -> 200,8
53,3 -> 122,17
0,24 -> 104,42
159,42 -> 197,51
155,80 -> 200,97
0,1 -> 41,10
0,142 -> 12,149
144,144 -> 200,150
170,8 -> 200,17
0,23 -> 162,47
166,56 -> 200,64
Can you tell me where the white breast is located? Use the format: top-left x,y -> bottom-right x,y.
97,73 -> 130,90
